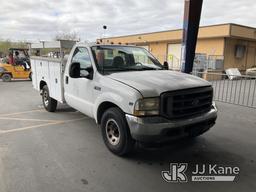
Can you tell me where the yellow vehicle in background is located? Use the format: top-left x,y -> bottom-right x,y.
0,48 -> 31,82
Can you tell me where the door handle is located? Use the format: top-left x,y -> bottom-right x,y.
65,76 -> 69,84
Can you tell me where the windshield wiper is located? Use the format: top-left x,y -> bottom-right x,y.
139,67 -> 160,70
129,66 -> 163,71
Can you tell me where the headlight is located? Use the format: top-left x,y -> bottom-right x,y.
134,97 -> 159,116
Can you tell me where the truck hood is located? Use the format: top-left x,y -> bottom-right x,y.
107,70 -> 211,97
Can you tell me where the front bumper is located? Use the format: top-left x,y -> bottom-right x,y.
125,103 -> 218,143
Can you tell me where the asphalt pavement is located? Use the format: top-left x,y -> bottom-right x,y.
0,80 -> 256,192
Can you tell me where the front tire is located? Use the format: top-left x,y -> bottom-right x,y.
42,85 -> 57,112
101,107 -> 134,156
2,73 -> 12,82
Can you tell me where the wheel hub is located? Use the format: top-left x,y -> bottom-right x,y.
43,91 -> 49,106
106,119 -> 120,146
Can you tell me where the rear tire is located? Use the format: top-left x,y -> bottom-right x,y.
42,85 -> 57,112
101,107 -> 134,156
2,73 -> 12,82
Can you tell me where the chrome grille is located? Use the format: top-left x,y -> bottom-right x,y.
160,86 -> 213,119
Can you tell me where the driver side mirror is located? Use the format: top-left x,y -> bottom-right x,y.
69,62 -> 90,79
69,62 -> 81,78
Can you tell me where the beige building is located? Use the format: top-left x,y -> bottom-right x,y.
98,23 -> 256,72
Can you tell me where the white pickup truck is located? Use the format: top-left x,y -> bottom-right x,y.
31,40 -> 217,156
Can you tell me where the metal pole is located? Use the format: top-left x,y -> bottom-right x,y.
103,25 -> 107,45
181,0 -> 203,73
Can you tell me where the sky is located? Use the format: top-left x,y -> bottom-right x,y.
0,0 -> 255,42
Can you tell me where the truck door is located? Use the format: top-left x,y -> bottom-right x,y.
64,47 -> 95,117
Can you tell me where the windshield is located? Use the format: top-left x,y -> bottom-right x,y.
91,45 -> 164,74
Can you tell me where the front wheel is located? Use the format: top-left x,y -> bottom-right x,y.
2,73 -> 12,82
42,85 -> 57,112
101,107 -> 134,156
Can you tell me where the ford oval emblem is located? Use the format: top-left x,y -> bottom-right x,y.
192,99 -> 199,106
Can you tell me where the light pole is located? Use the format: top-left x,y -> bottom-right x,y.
180,0 -> 203,74
103,25 -> 107,44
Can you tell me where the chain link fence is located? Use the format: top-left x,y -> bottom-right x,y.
193,71 -> 256,108
155,54 -> 225,71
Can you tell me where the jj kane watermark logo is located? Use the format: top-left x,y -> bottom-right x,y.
162,163 -> 240,182
162,163 -> 188,183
